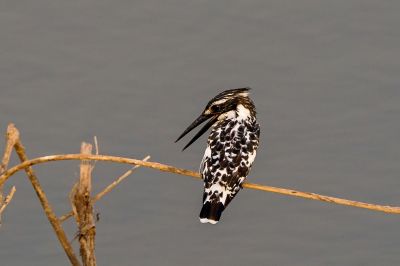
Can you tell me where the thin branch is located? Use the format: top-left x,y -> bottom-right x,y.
0,154 -> 198,187
12,137 -> 81,266
0,124 -> 18,172
1,154 -> 400,215
0,186 -> 16,224
91,136 -> 99,171
243,182 -> 400,214
59,155 -> 151,223
0,124 -> 19,218
93,136 -> 99,156
93,155 -> 151,202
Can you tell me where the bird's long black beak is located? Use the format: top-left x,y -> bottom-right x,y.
175,114 -> 218,151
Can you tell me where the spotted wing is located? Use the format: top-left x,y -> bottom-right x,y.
200,120 -> 260,208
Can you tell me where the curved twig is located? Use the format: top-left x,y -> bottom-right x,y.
0,186 -> 16,224
1,154 -> 400,215
0,124 -> 19,220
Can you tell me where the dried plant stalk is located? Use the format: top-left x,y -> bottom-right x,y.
0,124 -> 19,173
0,186 -> 16,223
92,155 -> 151,202
12,131 -> 81,266
71,143 -> 96,266
0,124 -> 19,219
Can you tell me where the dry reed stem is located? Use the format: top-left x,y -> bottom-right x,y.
71,143 -> 96,266
0,124 -> 19,173
93,155 -> 151,202
0,124 -> 19,219
59,155 -> 151,223
12,134 -> 81,266
1,154 -> 400,215
0,186 -> 16,223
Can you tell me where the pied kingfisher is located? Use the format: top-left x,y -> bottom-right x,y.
176,88 -> 260,224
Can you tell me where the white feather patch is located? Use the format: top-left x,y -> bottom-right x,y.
236,104 -> 251,120
200,218 -> 218,224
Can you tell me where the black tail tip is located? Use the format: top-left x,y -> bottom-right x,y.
199,201 -> 225,225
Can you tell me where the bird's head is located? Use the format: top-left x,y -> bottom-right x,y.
175,87 -> 256,150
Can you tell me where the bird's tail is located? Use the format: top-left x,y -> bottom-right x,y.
199,185 -> 241,224
199,201 -> 225,224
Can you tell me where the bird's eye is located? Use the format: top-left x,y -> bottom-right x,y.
211,105 -> 222,112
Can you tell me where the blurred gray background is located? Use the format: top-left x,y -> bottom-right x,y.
1,1 -> 400,265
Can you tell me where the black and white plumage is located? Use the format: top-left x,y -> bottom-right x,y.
176,88 -> 260,224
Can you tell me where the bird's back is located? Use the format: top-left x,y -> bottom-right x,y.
199,115 -> 260,223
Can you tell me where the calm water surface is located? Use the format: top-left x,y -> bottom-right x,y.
1,1 -> 400,265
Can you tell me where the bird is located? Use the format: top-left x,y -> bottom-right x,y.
175,88 -> 260,224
